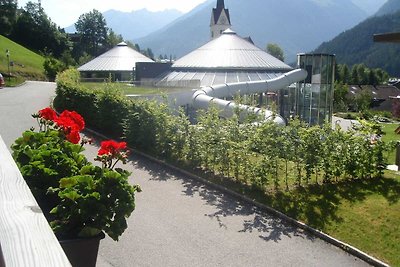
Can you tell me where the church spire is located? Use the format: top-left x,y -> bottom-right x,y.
216,0 -> 224,9
210,0 -> 231,39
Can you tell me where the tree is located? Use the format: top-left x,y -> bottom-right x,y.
0,0 -> 17,36
106,29 -> 123,49
142,48 -> 154,60
43,57 -> 65,81
266,43 -> 285,62
339,64 -> 350,84
355,89 -> 372,112
75,9 -> 108,57
11,2 -> 70,57
350,65 -> 359,85
333,81 -> 348,112
356,64 -> 368,85
368,69 -> 378,86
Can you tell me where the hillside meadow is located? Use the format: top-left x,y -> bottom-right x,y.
0,35 -> 45,80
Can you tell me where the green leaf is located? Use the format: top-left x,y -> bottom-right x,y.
50,207 -> 58,214
60,178 -> 78,188
59,190 -> 81,201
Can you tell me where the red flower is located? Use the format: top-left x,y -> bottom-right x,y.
59,110 -> 85,131
98,140 -> 127,156
39,107 -> 58,121
66,130 -> 80,144
55,110 -> 85,133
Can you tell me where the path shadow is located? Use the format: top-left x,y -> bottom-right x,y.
131,154 -> 313,243
84,133 -> 400,242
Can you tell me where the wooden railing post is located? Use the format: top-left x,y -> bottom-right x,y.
0,136 -> 71,267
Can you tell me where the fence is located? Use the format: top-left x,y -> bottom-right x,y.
0,136 -> 71,267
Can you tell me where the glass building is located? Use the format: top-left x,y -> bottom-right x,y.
280,54 -> 335,125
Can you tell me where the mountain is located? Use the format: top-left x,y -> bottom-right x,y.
351,0 -> 387,15
136,0 -> 370,62
313,10 -> 400,76
376,0 -> 400,16
65,9 -> 182,40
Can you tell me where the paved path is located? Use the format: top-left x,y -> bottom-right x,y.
0,82 -> 370,266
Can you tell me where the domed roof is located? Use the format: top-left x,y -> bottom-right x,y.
172,29 -> 291,71
78,42 -> 154,72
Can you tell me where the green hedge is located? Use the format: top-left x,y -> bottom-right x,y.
55,69 -> 130,138
55,69 -> 394,191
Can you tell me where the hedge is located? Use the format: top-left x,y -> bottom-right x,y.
54,69 -> 394,191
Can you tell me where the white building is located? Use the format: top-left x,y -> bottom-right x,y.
78,42 -> 154,82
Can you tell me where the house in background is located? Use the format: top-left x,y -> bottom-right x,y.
347,85 -> 400,113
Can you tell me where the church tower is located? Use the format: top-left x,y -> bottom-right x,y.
210,0 -> 231,39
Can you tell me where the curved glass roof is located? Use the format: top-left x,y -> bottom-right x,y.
78,42 -> 154,72
172,29 -> 292,71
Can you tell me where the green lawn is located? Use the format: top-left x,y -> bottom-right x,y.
0,35 -> 45,80
381,123 -> 400,164
208,170 -> 400,266
82,82 -> 190,95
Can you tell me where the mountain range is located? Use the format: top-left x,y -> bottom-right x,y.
63,0 -> 391,70
134,0 -> 386,62
65,9 -> 182,40
314,0 -> 400,76
376,0 -> 400,16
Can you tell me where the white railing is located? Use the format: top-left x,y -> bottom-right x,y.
0,136 -> 71,267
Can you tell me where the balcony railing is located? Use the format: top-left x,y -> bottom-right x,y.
0,136 -> 71,267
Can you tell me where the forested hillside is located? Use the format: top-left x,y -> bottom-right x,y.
314,11 -> 400,76
375,0 -> 400,16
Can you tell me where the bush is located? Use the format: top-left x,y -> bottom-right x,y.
54,69 -> 394,192
54,69 -> 130,138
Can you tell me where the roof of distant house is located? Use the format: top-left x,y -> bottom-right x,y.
78,42 -> 154,72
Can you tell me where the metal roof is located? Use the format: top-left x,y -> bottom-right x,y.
78,42 -> 154,72
172,29 -> 292,71
156,70 -> 287,88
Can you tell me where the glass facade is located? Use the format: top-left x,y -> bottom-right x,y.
280,54 -> 335,125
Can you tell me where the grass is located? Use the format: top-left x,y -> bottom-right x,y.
0,35 -> 45,80
82,82 -> 191,95
268,175 -> 400,266
197,166 -> 400,266
3,76 -> 26,87
381,123 -> 400,164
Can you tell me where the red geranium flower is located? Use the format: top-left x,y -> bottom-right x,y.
58,110 -> 85,131
55,110 -> 85,133
66,130 -> 81,144
98,140 -> 127,156
38,107 -> 58,121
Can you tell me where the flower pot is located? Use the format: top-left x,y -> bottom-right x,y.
59,232 -> 105,267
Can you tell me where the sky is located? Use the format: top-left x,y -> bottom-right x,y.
18,0 -> 208,28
